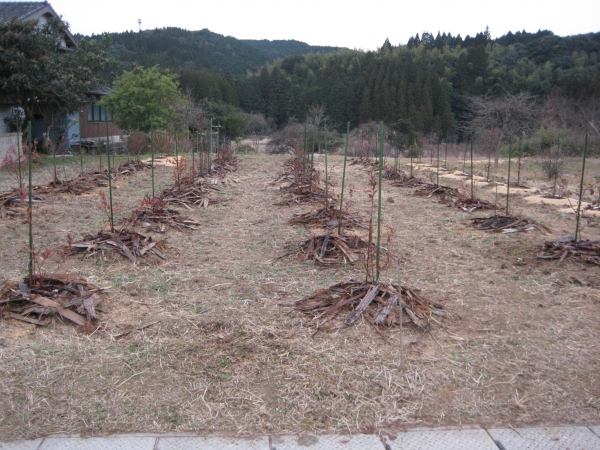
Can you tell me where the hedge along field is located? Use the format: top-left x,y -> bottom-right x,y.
0,149 -> 599,441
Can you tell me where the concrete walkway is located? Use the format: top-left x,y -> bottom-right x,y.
1,425 -> 599,449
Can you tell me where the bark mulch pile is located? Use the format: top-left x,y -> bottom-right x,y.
160,181 -> 222,209
349,157 -> 380,170
289,206 -> 368,231
538,236 -> 600,265
470,216 -> 551,234
390,176 -> 430,188
290,233 -> 385,266
382,165 -> 407,180
210,150 -> 240,176
414,184 -> 497,212
37,172 -> 109,195
281,279 -> 443,330
0,274 -> 107,327
115,160 -> 151,176
274,184 -> 326,206
124,196 -> 201,233
70,229 -> 166,263
0,188 -> 45,207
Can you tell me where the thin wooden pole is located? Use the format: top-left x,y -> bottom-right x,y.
575,132 -> 588,242
338,122 -> 349,235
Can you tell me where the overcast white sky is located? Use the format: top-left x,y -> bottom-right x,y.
48,0 -> 599,51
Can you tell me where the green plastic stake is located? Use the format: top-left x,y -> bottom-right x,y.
151,123 -> 155,198
324,123 -> 328,209
192,131 -> 196,175
436,142 -> 440,186
311,122 -> 316,193
302,124 -> 307,185
376,121 -> 384,284
106,120 -> 114,232
470,140 -> 474,199
398,256 -> 404,369
175,130 -> 180,190
506,136 -> 512,215
16,114 -> 22,188
338,122 -> 350,235
575,132 -> 588,242
27,121 -> 33,283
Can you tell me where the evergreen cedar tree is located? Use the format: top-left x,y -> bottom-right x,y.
89,26 -> 599,136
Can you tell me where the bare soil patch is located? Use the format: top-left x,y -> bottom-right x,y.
0,154 -> 599,441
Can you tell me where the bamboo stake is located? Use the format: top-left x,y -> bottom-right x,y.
151,123 -> 155,198
470,140 -> 474,199
192,131 -> 196,175
16,114 -> 22,188
27,121 -> 33,283
175,130 -> 180,190
575,132 -> 588,242
324,123 -> 328,210
398,256 -> 404,369
302,124 -> 307,185
338,122 -> 349,235
310,122 -> 316,193
376,121 -> 383,284
436,142 -> 440,186
106,120 -> 114,232
506,136 -> 512,215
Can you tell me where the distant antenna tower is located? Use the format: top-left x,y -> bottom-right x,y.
137,19 -> 142,32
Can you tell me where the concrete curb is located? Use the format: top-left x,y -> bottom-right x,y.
1,425 -> 599,449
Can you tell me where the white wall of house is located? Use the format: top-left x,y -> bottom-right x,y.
0,132 -> 23,162
0,106 -> 12,133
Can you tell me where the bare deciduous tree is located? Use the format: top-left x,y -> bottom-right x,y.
466,92 -> 538,169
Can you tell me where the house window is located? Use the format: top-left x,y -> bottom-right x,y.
87,103 -> 112,122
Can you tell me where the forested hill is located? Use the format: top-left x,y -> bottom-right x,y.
243,39 -> 341,59
85,27 -> 270,75
238,30 -> 600,136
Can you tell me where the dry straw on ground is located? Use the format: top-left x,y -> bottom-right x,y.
0,154 -> 598,441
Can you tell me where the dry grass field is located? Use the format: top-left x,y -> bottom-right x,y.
0,151 -> 599,441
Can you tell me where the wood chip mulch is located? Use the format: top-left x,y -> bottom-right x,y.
70,229 -> 166,263
538,237 -> 600,265
0,274 -> 107,327
470,216 -> 551,233
280,279 -> 443,330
